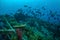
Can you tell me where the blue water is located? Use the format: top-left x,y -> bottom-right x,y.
0,0 -> 60,24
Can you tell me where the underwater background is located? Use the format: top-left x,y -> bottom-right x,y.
0,0 -> 60,24
0,0 -> 60,40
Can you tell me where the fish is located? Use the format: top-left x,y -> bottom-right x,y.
42,13 -> 45,16
56,14 -> 60,17
42,6 -> 46,10
48,17 -> 50,22
28,7 -> 31,8
53,17 -> 56,20
49,10 -> 57,18
57,18 -> 59,20
35,9 -> 42,15
17,8 -> 23,12
50,13 -> 55,17
49,10 -> 52,13
24,5 -> 28,7
31,11 -> 35,15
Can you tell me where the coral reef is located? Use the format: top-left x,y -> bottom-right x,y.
0,6 -> 60,40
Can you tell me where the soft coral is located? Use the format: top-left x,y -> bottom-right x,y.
16,29 -> 22,40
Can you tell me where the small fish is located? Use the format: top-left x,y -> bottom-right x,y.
49,10 -> 52,13
35,10 -> 42,15
36,10 -> 41,13
57,17 -> 60,21
42,6 -> 46,10
24,5 -> 28,7
49,10 -> 57,17
28,7 -> 31,8
54,17 -> 56,20
34,8 -> 37,10
50,13 -> 55,17
57,14 -> 60,17
17,8 -> 23,12
48,17 -> 50,22
42,13 -> 45,16
31,11 -> 35,15
55,11 -> 57,13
